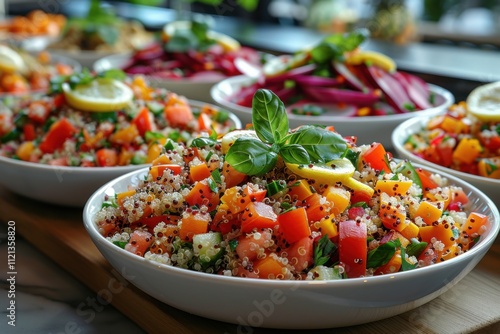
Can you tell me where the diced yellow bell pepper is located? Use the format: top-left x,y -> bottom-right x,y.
452,138 -> 482,164
322,185 -> 351,215
375,179 -> 413,197
415,200 -> 444,225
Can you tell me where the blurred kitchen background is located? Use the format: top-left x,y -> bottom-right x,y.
3,0 -> 499,100
5,0 -> 500,48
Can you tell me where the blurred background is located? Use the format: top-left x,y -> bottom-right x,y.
5,0 -> 500,49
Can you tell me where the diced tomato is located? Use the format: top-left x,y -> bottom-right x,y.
339,220 -> 367,278
27,101 -> 50,123
133,214 -> 181,234
347,206 -> 366,220
23,123 -> 36,141
360,142 -> 391,173
125,230 -> 154,256
417,244 -> 437,267
235,230 -> 273,261
284,236 -> 313,272
96,148 -> 118,167
132,106 -> 155,136
38,117 -> 76,153
164,103 -> 194,128
415,168 -> 438,192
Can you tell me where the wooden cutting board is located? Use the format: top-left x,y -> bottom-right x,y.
1,186 -> 499,334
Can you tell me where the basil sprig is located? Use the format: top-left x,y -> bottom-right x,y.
226,89 -> 348,176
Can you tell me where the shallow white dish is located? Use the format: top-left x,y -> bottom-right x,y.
392,115 -> 500,207
83,164 -> 499,329
94,53 -> 229,103
0,101 -> 241,207
210,75 -> 454,149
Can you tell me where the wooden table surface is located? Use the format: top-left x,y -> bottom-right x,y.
1,185 -> 499,334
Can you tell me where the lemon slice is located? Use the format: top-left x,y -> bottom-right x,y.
163,20 -> 240,52
221,129 -> 258,154
285,158 -> 355,184
346,50 -> 396,73
263,52 -> 309,77
466,81 -> 500,121
62,78 -> 134,112
0,45 -> 26,74
209,31 -> 240,52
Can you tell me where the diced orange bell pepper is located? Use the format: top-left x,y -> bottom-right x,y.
415,200 -> 444,225
322,185 -> 350,216
241,202 -> 278,233
375,179 -> 413,197
179,212 -> 210,242
253,256 -> 285,279
189,162 -> 212,182
278,207 -> 311,244
452,138 -> 482,164
287,179 -> 313,201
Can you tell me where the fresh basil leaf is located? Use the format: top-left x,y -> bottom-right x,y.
211,169 -> 222,184
191,136 -> 217,148
344,149 -> 359,167
288,125 -> 347,162
207,177 -> 219,193
406,238 -> 428,257
226,137 -> 278,176
311,43 -> 342,64
97,25 -> 119,45
400,247 -> 417,271
279,144 -> 310,165
113,240 -> 128,249
98,69 -> 126,81
165,33 -> 197,52
367,241 -> 396,268
394,160 -> 422,191
252,89 -> 288,145
314,234 -> 336,267
145,131 -> 165,142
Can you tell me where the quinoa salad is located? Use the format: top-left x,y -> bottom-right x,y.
92,89 -> 490,280
404,102 -> 500,179
0,72 -> 236,167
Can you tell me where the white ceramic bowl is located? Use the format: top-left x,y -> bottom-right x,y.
392,115 -> 500,208
0,101 -> 241,207
83,164 -> 499,329
50,49 -> 118,69
93,53 -> 222,103
210,76 -> 454,149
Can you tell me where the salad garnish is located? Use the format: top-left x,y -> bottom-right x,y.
226,89 -> 348,176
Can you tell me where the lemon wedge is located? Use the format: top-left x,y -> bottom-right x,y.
263,53 -> 309,77
221,129 -> 258,154
163,20 -> 240,52
346,50 -> 396,73
62,78 -> 134,112
285,158 -> 355,184
210,31 -> 240,52
0,45 -> 26,74
466,81 -> 500,121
